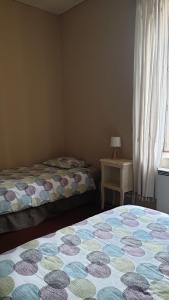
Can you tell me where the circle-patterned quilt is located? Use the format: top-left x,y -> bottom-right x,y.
0,205 -> 169,299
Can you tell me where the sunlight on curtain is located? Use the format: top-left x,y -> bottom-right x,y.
133,0 -> 169,202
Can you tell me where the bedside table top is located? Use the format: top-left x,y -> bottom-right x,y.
100,158 -> 132,166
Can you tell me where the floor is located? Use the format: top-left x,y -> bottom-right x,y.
0,203 -> 102,254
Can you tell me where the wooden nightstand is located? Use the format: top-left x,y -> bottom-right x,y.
100,159 -> 133,209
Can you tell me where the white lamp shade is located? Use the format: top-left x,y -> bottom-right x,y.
110,137 -> 121,147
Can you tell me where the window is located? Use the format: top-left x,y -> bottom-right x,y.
164,66 -> 169,152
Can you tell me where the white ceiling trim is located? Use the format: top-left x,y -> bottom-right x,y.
15,0 -> 85,15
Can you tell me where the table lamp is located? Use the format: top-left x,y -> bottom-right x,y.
110,136 -> 121,159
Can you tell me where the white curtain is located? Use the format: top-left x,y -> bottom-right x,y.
133,0 -> 168,201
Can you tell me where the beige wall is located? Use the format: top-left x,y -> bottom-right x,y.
0,0 -> 135,169
61,0 -> 136,166
0,0 -> 63,169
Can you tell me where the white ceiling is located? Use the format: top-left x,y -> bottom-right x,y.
16,0 -> 85,15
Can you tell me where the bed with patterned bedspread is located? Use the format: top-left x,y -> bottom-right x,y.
0,164 -> 95,216
0,205 -> 169,299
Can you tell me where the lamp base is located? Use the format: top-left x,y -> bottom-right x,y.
112,147 -> 121,159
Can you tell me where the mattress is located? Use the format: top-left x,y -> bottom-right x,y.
0,205 -> 169,299
0,164 -> 96,216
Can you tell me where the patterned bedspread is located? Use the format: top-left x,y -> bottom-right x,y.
0,205 -> 169,299
0,164 -> 95,216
